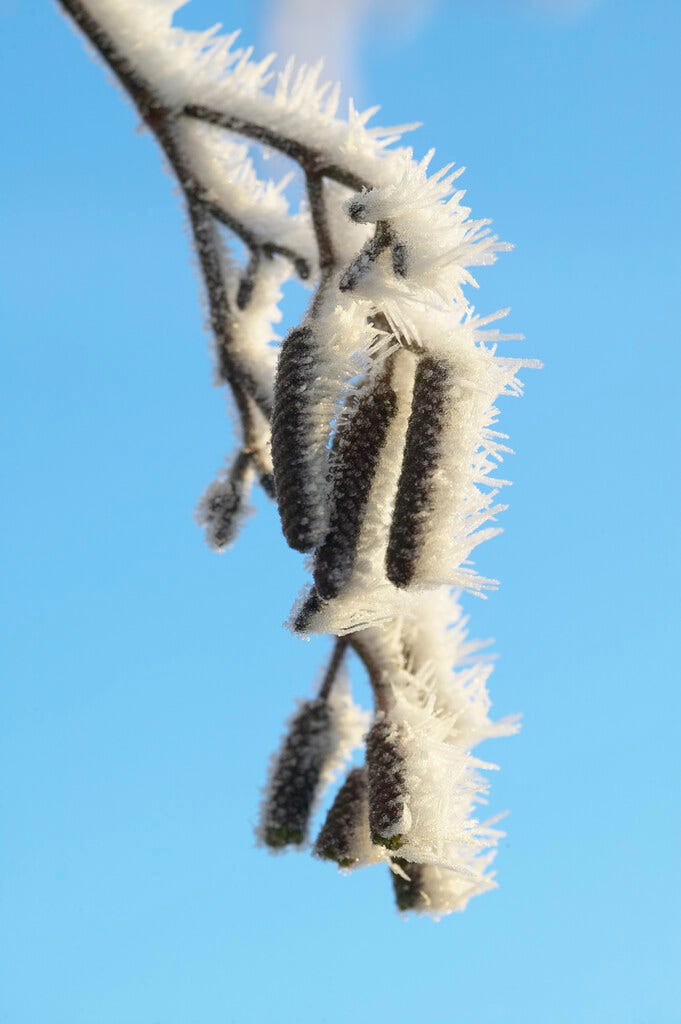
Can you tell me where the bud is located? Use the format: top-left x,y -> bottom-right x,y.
195,452 -> 252,551
291,587 -> 324,634
391,241 -> 408,277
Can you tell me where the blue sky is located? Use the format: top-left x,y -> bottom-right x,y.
2,1 -> 680,1022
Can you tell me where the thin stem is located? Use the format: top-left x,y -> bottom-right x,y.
305,172 -> 335,275
347,634 -> 393,713
183,105 -> 370,192
317,638 -> 348,701
182,163 -> 311,277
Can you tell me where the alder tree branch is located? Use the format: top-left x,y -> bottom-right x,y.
58,0 -> 533,917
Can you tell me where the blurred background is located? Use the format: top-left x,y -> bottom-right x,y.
2,1 -> 680,1021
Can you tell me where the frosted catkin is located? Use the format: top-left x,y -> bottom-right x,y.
58,0 -> 536,917
390,858 -> 427,912
314,767 -> 370,868
366,718 -> 409,848
313,360 -> 398,600
386,355 -> 452,587
259,699 -> 333,848
271,326 -> 326,552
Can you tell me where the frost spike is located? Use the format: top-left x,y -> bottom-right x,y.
386,356 -> 452,588
258,698 -> 333,849
271,326 -> 325,552
314,767 -> 369,868
313,361 -> 398,600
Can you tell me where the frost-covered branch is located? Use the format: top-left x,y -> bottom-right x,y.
58,0 -> 536,918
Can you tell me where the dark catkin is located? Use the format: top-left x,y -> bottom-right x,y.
260,699 -> 333,849
314,767 -> 368,867
366,718 -> 407,849
313,363 -> 398,600
390,858 -> 427,912
386,355 -> 452,587
271,326 -> 324,552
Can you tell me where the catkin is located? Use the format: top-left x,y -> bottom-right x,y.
386,356 -> 452,587
259,699 -> 333,849
366,718 -> 408,849
271,326 -> 325,552
314,362 -> 398,600
314,767 -> 369,868
390,858 -> 427,912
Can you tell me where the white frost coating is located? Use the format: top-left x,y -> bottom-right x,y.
294,349 -> 419,635
83,2 -> 534,599
256,672 -> 369,849
287,289 -> 383,551
394,859 -> 499,918
176,119 -> 318,268
344,149 -> 506,311
406,313 -> 533,593
79,0 -> 416,187
323,178 -> 374,268
67,0 -> 534,915
401,589 -> 520,747
321,674 -> 372,793
378,657 -> 504,899
225,256 -> 290,402
335,592 -> 515,911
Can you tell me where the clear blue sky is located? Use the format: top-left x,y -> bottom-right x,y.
2,2 -> 680,1022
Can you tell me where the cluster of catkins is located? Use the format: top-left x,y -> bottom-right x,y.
61,0 -> 536,918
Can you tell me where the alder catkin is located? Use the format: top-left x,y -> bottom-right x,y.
314,363 -> 398,600
271,326 -> 324,552
366,718 -> 408,849
314,767 -> 369,867
386,356 -> 452,587
390,858 -> 427,912
259,699 -> 333,849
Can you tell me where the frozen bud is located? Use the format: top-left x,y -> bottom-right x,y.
386,356 -> 452,588
314,767 -> 371,868
347,195 -> 369,223
271,326 -> 326,552
293,256 -> 311,280
258,699 -> 334,849
236,273 -> 255,310
292,587 -> 324,634
391,241 -> 408,278
366,717 -> 411,849
340,221 -> 394,292
314,363 -> 398,600
195,453 -> 252,551
338,259 -> 363,292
